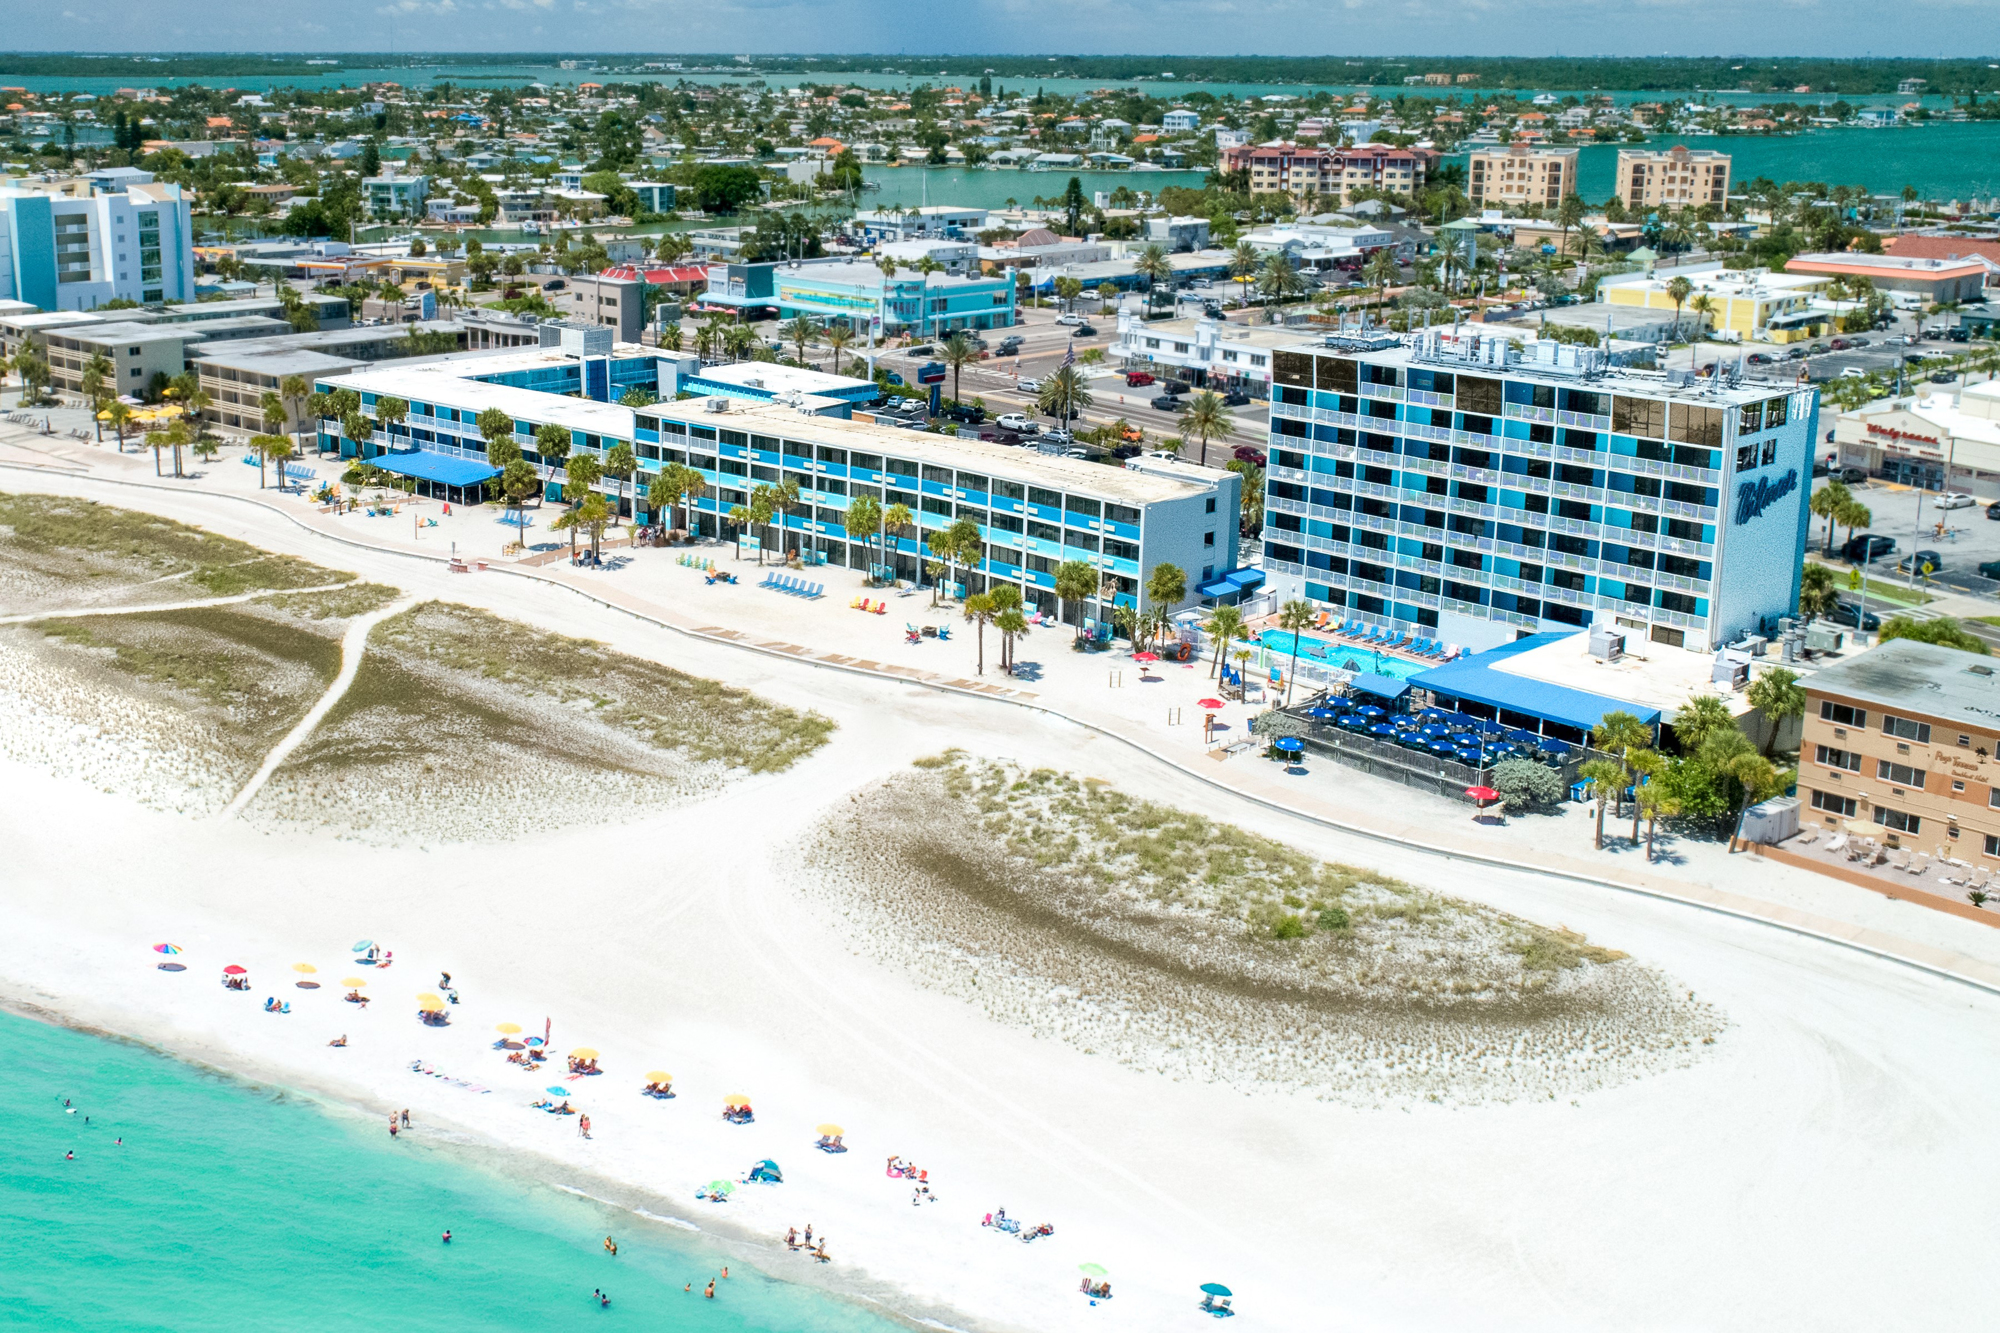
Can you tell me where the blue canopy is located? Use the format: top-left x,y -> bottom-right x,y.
1346,672 -> 1411,700
1196,567 -> 1267,599
1273,736 -> 1304,752
366,449 -> 500,488
1410,633 -> 1659,734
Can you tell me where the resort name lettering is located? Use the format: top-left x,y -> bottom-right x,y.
1734,468 -> 1797,526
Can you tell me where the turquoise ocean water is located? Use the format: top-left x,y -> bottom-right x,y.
0,1007 -> 903,1333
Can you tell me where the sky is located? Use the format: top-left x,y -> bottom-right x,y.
13,0 -> 2000,60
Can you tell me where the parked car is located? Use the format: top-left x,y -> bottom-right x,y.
1746,352 -> 1773,365
1837,467 -> 1868,484
1063,447 -> 1091,460
1930,371 -> 1958,384
1986,499 -> 2000,520
1124,370 -> 1156,386
1150,394 -> 1181,411
1842,533 -> 1897,563
1896,548 -> 1944,575
1839,367 -> 1867,379
1040,426 -> 1074,444
1783,346 -> 1809,360
1807,342 -> 1830,354
1146,448 -> 1181,461
1221,389 -> 1252,406
1979,559 -> 2000,579
939,404 -> 986,425
1947,328 -> 1971,342
1936,492 -> 1976,510
1055,313 -> 1083,326
1849,336 -> 1871,346
1812,459 -> 1831,478
1163,380 -> 1192,396
1828,337 -> 1852,351
1830,601 -> 1882,631
995,412 -> 1033,433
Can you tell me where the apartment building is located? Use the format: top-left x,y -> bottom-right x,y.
363,173 -> 429,219
0,180 -> 195,310
312,349 -> 1241,614
1466,144 -> 1579,209
1799,637 -> 2000,856
1615,146 -> 1731,210
1259,329 -> 1818,655
1221,143 -> 1335,199
1329,146 -> 1430,205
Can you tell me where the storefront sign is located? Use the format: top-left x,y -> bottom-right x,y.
1866,423 -> 1942,447
1734,467 -> 1798,525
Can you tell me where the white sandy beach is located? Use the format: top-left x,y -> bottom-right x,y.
5,433 -> 2000,1330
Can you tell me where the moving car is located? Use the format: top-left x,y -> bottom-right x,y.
1124,370 -> 1156,386
1895,549 -> 1943,576
1150,394 -> 1182,411
1936,492 -> 1976,510
995,412 -> 1032,433
1746,352 -> 1773,365
1842,533 -> 1896,563
1162,380 -> 1192,396
1055,313 -> 1083,326
1016,377 -> 1041,394
1071,324 -> 1097,338
1840,367 -> 1867,379
1039,426 -> 1074,444
1930,371 -> 1958,384
1221,389 -> 1252,406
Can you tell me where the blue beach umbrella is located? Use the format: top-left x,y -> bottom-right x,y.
546,1086 -> 569,1096
1273,736 -> 1304,754
352,940 -> 375,953
1201,1283 -> 1233,1298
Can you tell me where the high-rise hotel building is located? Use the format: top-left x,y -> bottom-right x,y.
1259,331 -> 1817,655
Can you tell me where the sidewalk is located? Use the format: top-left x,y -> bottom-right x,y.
8,408 -> 2000,994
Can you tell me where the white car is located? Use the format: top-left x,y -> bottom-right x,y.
1017,377 -> 1041,393
1040,427 -> 1075,445
1055,313 -> 1083,326
1064,447 -> 1091,459
996,412 -> 1033,433
1936,492 -> 1977,510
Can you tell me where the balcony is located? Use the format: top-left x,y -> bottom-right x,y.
1358,381 -> 1405,403
1556,408 -> 1611,431
1266,556 -> 1306,578
1406,389 -> 1456,410
1267,494 -> 1307,516
1504,402 -> 1558,426
1445,495 -> 1498,519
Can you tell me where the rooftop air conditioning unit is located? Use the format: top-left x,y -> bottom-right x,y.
704,397 -> 730,413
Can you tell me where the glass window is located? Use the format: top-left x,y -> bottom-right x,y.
1882,714 -> 1931,743
956,473 -> 989,493
1820,701 -> 1865,727
1810,789 -> 1857,818
816,446 -> 847,465
1065,496 -> 1103,519
1814,745 -> 1861,771
849,452 -> 882,471
719,429 -> 746,447
1612,395 -> 1664,437
922,465 -> 954,485
1316,355 -> 1358,393
1669,404 -> 1723,448
1028,486 -> 1062,508
1873,807 -> 1921,834
782,438 -> 812,458
1106,502 -> 1140,525
1273,350 -> 1315,388
1457,375 -> 1503,415
1028,519 -> 1061,542
993,479 -> 1026,501
1737,402 -> 1764,435
1876,760 -> 1927,788
1765,396 -> 1789,428
987,511 -> 1023,533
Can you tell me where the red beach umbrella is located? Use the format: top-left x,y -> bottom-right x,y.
1465,786 -> 1500,805
1197,698 -> 1226,711
222,965 -> 248,975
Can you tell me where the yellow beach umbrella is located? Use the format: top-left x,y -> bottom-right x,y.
816,1123 -> 844,1137
495,1022 -> 522,1035
341,977 -> 368,988
569,1047 -> 599,1060
644,1071 -> 672,1083
417,997 -> 445,1013
416,992 -> 443,1005
292,963 -> 318,975
725,1093 -> 751,1107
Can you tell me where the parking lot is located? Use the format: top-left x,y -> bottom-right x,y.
1814,473 -> 2000,613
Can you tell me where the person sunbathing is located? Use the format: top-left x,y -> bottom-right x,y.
329,1035 -> 347,1047
345,990 -> 369,1004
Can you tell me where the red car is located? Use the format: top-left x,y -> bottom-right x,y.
1124,371 -> 1156,387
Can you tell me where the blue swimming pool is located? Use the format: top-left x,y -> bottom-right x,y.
1254,632 -> 1432,680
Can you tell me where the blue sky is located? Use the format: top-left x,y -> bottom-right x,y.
15,0 -> 2000,58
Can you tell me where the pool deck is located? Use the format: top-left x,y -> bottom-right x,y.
1243,613 -> 1457,678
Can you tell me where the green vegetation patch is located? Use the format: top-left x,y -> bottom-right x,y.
252,582 -> 404,625
803,754 -> 1717,1103
0,491 -> 351,613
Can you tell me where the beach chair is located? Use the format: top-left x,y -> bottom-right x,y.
1313,611 -> 1332,631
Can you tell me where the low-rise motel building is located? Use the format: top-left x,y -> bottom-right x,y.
312,325 -> 1240,615
1800,637 -> 2000,856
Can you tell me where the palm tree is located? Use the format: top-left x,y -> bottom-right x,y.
562,452 -> 603,557
1055,559 -> 1099,640
1175,390 -> 1233,467
647,462 -> 703,535
995,606 -> 1029,674
822,323 -> 855,375
938,330 -> 979,407
746,484 -> 777,565
1809,480 -> 1850,556
603,442 -> 636,523
1687,293 -> 1718,351
104,398 -> 133,452
1592,710 -> 1654,839
248,433 -> 286,488
1579,756 -> 1626,850
844,491 -> 882,574
770,475 -> 803,563
1133,242 -> 1173,314
1256,253 -> 1306,309
1363,247 -> 1400,318
1799,562 -> 1840,620
883,501 -> 915,578
1204,605 -> 1246,678
1746,665 -> 1806,758
80,353 -> 113,440
279,374 -> 311,458
1555,191 -> 1587,261
964,591 -> 997,674
1036,365 -> 1092,425
1228,240 -> 1260,309
1637,780 -> 1681,863
1274,599 -> 1314,706
1665,275 -> 1693,341
658,321 -> 685,353
1671,693 -> 1736,753
534,422 -> 572,499
1835,497 -> 1873,553
781,313 -> 819,364
191,434 -> 220,468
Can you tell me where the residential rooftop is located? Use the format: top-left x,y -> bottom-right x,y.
1803,636 -> 2000,729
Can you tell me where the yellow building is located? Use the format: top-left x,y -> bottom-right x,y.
1615,145 -> 1731,210
1466,144 -> 1578,209
1600,265 -> 1827,341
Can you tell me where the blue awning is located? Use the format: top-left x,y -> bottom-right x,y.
1198,567 -> 1267,598
1408,633 -> 1660,733
368,450 -> 500,487
1346,672 -> 1411,700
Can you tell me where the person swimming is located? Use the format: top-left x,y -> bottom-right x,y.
65,1150 -> 74,1161
703,1280 -> 715,1299
442,1230 -> 452,1243
603,1236 -> 618,1256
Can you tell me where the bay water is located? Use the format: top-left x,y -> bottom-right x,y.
0,1007 -> 906,1332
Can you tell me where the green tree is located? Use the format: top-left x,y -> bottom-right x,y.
1636,778 -> 1683,862
1492,757 -> 1565,813
1592,710 -> 1655,840
1879,615 -> 1990,655
780,313 -> 819,364
1745,666 -> 1806,757
560,452 -> 603,555
1134,242 -> 1174,313
844,491 -> 883,573
1055,559 -> 1100,640
647,462 -> 704,534
279,374 -> 311,457
104,397 -> 133,452
822,323 -> 854,376
479,406 -> 520,470
248,432 -> 289,489
882,501 -> 915,577
534,422 -> 572,494
1665,274 -> 1694,340
1175,390 -> 1233,467
602,441 -> 636,523
1579,756 -> 1626,850
1808,480 -> 1850,555
1799,562 -> 1840,619
1834,496 -> 1873,551
938,330 -> 979,406
1144,561 -> 1188,647
1035,365 -> 1093,424
995,604 -> 1029,675
79,352 -> 114,440
964,591 -> 997,674
1363,246 -> 1400,314
1672,694 -> 1737,754
1228,239 -> 1260,309
1555,191 -> 1587,260
746,484 -> 777,564
1256,253 -> 1306,307
1203,604 -> 1246,679
1276,598 -> 1315,706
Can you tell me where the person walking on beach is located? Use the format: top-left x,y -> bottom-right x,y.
389,1116 -> 399,1139
578,1113 -> 592,1139
400,1109 -> 411,1128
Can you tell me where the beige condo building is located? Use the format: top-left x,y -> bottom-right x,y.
1466,144 -> 1578,209
1616,146 -> 1731,211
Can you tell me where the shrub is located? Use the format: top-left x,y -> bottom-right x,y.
1270,914 -> 1309,940
1317,905 -> 1351,932
1492,758 -> 1565,813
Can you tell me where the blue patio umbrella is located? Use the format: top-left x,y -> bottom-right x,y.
1369,723 -> 1399,738
1426,739 -> 1458,755
546,1086 -> 569,1096
1201,1284 -> 1233,1298
1455,747 -> 1486,765
1419,709 -> 1447,721
1419,724 -> 1450,738
1273,736 -> 1304,754
1307,706 -> 1340,720
1356,705 -> 1386,720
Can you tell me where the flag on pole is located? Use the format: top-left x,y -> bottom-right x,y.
1062,340 -> 1075,367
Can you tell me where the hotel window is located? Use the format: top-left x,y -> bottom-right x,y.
1814,745 -> 1861,772
1882,714 -> 1931,743
1876,760 -> 1927,789
1873,808 -> 1921,835
1819,701 -> 1865,727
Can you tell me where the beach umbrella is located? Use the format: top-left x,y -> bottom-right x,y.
153,943 -> 181,955
724,1094 -> 751,1107
495,1022 -> 522,1035
1200,1283 -> 1233,1297
351,941 -> 374,953
704,1180 -> 736,1195
569,1047 -> 599,1060
524,1037 -> 544,1048
546,1086 -> 569,1096
417,992 -> 444,1006
646,1071 -> 673,1083
222,965 -> 247,976
1273,736 -> 1304,754
1079,1263 -> 1109,1278
418,997 -> 445,1013
1466,786 -> 1500,804
816,1123 -> 844,1136
1197,698 -> 1226,711
341,977 -> 368,988
1355,704 -> 1385,719
292,963 -> 317,975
